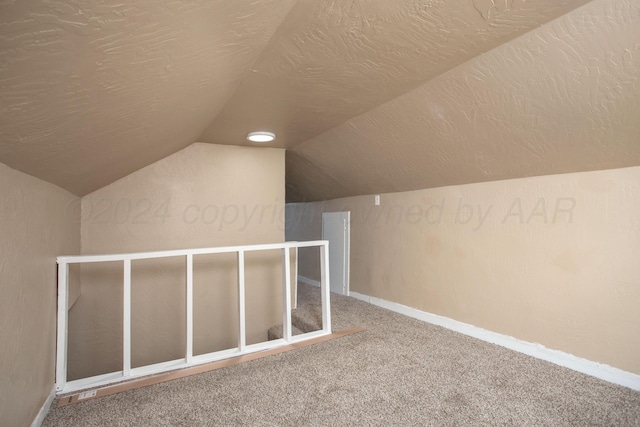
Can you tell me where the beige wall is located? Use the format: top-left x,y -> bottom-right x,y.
0,163 -> 79,426
287,166 -> 640,375
69,143 -> 286,380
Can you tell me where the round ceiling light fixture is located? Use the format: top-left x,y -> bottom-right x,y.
246,131 -> 276,143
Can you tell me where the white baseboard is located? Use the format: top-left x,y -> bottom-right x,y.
298,275 -> 320,288
31,385 -> 56,427
350,291 -> 640,391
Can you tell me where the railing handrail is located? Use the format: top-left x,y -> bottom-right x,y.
57,240 -> 326,264
56,239 -> 331,394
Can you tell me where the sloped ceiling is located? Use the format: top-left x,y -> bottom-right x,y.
287,0 -> 640,201
1,0 -> 638,200
0,0 -> 297,195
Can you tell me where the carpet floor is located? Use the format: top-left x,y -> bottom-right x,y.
44,283 -> 640,426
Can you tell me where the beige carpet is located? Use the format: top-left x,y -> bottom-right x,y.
44,283 -> 640,426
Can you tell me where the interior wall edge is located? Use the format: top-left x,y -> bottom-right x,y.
30,385 -> 56,427
0,161 -> 80,426
297,275 -> 320,288
350,291 -> 640,392
286,165 -> 640,375
70,143 -> 286,380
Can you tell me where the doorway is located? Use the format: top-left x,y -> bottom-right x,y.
321,212 -> 350,296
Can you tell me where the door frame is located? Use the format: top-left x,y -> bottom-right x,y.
321,211 -> 350,296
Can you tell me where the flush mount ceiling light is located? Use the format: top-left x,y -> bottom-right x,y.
246,131 -> 276,143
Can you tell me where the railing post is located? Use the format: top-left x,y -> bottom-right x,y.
237,250 -> 246,351
55,241 -> 332,393
293,246 -> 298,310
123,259 -> 131,377
282,247 -> 292,342
186,254 -> 193,363
320,242 -> 331,333
56,261 -> 69,392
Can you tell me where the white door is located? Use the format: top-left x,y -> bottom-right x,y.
322,212 -> 350,296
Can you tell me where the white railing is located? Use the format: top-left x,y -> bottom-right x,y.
56,241 -> 331,394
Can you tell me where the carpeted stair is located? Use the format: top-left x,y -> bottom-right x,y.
268,284 -> 324,340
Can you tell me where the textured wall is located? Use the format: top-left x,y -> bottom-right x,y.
69,143 -> 285,380
0,163 -> 79,426
287,166 -> 640,374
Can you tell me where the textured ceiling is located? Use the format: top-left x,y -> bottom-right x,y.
0,0 -> 296,195
287,0 -> 640,201
1,0 -> 638,200
200,0 -> 591,148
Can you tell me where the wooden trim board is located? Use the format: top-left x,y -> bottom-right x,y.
58,327 -> 365,407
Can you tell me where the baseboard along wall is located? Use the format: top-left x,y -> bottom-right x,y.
298,275 -> 321,288
348,290 -> 640,391
296,274 -> 640,392
31,385 -> 56,427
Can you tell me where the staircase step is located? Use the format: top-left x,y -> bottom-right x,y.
267,323 -> 305,340
268,304 -> 323,340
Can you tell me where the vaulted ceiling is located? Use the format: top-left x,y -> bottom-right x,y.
1,0 -> 638,201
